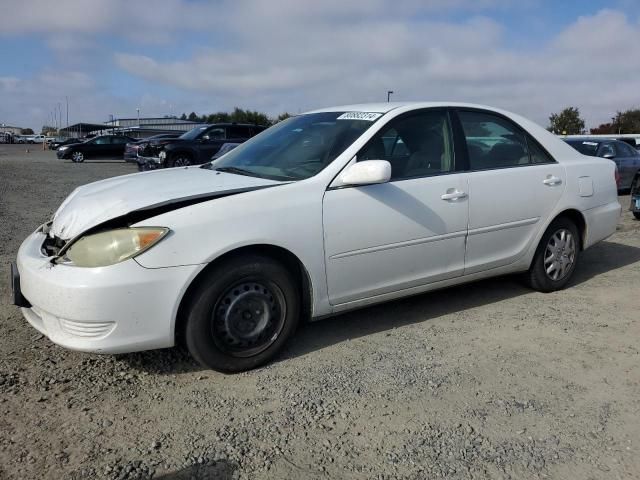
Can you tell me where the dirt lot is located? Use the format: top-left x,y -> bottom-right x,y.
1,144 -> 639,480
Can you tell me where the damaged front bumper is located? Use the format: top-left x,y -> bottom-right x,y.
15,228 -> 201,354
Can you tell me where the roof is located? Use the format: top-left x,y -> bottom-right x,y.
305,101 -> 505,114
306,101 -> 582,163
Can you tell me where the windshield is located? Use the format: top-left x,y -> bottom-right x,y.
179,125 -> 209,140
566,140 -> 599,156
203,112 -> 380,180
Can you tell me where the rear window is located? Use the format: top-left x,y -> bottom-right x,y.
566,140 -> 599,156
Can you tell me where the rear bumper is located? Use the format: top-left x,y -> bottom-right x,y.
16,230 -> 201,354
583,201 -> 621,249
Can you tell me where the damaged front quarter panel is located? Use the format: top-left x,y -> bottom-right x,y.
48,184 -> 282,263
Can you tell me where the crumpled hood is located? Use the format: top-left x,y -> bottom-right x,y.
50,167 -> 282,240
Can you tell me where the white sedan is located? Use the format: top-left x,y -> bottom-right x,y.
13,102 -> 621,372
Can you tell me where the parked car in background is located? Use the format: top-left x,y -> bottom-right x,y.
13,102 -> 620,372
56,134 -> 136,162
137,123 -> 266,170
210,142 -> 241,161
28,135 -> 47,144
631,172 -> 640,220
49,137 -> 82,150
125,133 -> 181,163
564,138 -> 640,190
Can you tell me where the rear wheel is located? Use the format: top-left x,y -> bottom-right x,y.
71,151 -> 84,163
184,255 -> 300,372
525,217 -> 579,292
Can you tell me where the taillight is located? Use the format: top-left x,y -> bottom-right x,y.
614,166 -> 621,188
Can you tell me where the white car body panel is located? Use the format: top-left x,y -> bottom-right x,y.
464,163 -> 566,274
50,167 -> 282,240
15,102 -> 621,355
323,173 -> 468,304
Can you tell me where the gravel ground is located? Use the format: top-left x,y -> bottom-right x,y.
1,144 -> 639,480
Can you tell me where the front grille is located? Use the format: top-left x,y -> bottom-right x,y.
41,235 -> 65,257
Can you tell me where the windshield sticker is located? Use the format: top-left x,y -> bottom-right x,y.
582,141 -> 598,146
337,112 -> 383,121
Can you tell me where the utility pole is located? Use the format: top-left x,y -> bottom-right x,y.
387,90 -> 394,102
136,108 -> 140,127
66,96 -> 69,128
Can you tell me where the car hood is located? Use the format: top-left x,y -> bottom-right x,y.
50,167 -> 283,240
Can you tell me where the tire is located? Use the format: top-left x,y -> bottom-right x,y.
525,217 -> 580,292
525,217 -> 581,293
184,255 -> 301,372
71,151 -> 84,163
634,212 -> 640,220
167,154 -> 192,168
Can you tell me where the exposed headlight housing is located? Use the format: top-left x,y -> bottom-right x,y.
55,227 -> 169,267
159,151 -> 167,160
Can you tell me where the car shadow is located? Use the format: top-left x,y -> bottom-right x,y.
280,240 -> 640,362
154,460 -> 237,479
123,240 -> 640,374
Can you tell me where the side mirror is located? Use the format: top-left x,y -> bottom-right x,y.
337,160 -> 391,187
603,152 -> 615,159
200,135 -> 210,142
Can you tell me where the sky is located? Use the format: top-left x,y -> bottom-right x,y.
1,0 -> 639,131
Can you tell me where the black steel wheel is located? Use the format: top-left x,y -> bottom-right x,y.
184,254 -> 300,372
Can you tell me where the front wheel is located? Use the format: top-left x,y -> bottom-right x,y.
71,151 -> 84,163
167,154 -> 192,168
184,255 -> 300,372
525,217 -> 579,292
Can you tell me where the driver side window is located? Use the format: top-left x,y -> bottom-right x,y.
358,110 -> 454,180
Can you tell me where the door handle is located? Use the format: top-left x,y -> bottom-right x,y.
441,190 -> 468,201
543,176 -> 562,186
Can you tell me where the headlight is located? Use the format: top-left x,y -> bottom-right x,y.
55,227 -> 169,267
59,146 -> 69,151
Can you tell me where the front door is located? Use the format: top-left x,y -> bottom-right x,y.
323,109 -> 469,305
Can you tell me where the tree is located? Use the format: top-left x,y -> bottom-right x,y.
612,109 -> 640,134
179,113 -> 187,121
590,123 -> 614,135
21,128 -> 34,135
548,107 -> 585,135
273,112 -> 292,124
187,112 -> 199,122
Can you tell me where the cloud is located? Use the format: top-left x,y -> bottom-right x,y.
2,2 -> 640,129
112,7 -> 640,127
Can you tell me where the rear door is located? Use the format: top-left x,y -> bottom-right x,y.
455,109 -> 566,274
110,136 -> 130,158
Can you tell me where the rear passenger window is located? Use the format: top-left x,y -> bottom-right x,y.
459,111 -> 530,169
229,126 -> 251,138
527,137 -> 555,164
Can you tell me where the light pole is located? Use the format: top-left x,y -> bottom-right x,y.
387,90 -> 394,102
136,108 -> 140,127
66,96 -> 69,129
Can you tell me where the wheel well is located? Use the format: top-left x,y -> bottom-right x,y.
555,209 -> 586,250
174,244 -> 313,345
